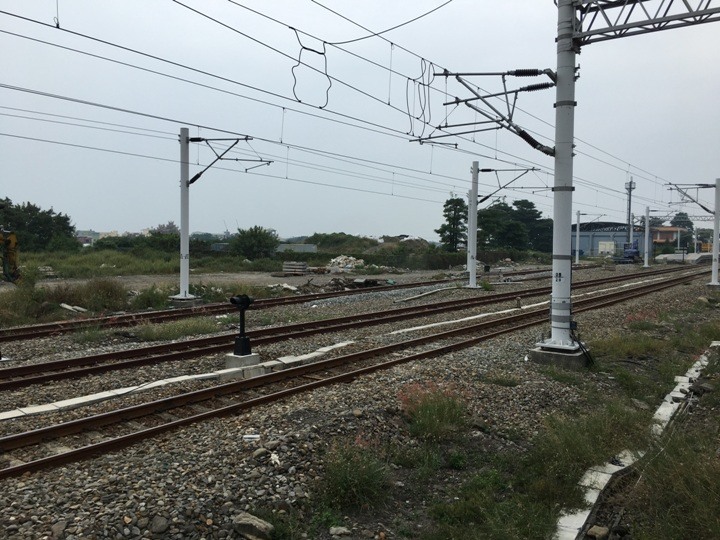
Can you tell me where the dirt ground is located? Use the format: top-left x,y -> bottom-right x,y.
31,269 -> 473,292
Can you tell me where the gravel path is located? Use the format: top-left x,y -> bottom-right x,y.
0,265 -> 715,539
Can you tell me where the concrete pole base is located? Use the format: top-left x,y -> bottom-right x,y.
169,296 -> 202,308
225,352 -> 261,369
527,346 -> 590,371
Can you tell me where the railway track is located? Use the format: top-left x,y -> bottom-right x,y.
0,269 -> 703,479
0,266 -> 699,390
0,266 -> 591,343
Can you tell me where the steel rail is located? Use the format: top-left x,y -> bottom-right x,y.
0,276 -> 462,342
0,270 -> 700,479
0,267 -> 699,389
0,266 -> 595,343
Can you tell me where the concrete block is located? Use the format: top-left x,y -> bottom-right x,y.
554,511 -> 587,540
527,347 -> 591,371
217,368 -> 245,381
261,360 -> 285,372
226,353 -> 261,369
583,487 -> 602,506
0,410 -> 23,421
276,357 -> 307,369
18,403 -> 59,415
241,365 -> 267,379
615,449 -> 643,467
589,462 -> 624,476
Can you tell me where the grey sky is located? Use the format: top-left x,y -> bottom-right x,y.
1,1 -> 718,240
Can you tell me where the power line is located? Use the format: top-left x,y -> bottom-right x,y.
1,9 -> 677,198
0,27 -> 410,141
0,131 -> 442,204
0,17 -> 689,217
324,0 -> 453,45
1,103 -> 470,193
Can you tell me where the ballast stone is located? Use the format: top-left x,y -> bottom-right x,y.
232,511 -> 274,539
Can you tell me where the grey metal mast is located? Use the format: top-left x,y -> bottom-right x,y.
535,0 -> 720,356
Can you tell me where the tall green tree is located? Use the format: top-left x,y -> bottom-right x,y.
230,226 -> 279,259
476,199 -> 551,252
649,216 -> 666,228
435,196 -> 468,252
670,212 -> 693,233
0,198 -> 76,251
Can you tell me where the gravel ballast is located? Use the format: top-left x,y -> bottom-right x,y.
0,266 -> 716,539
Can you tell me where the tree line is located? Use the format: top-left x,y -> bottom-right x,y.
435,196 -> 553,253
435,196 -> 709,254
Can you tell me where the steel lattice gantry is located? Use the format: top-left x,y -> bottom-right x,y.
576,0 -> 720,45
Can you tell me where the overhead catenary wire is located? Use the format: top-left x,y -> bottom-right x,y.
2,83 -> 678,220
220,2 -> 679,192
0,9 -> 679,200
0,8 -> 694,221
0,132 -> 443,204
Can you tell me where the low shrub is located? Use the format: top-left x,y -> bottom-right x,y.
398,381 -> 467,440
319,435 -> 389,510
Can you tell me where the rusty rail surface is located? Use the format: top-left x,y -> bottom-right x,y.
0,267 -> 697,389
0,270 -> 701,479
0,266 -> 595,343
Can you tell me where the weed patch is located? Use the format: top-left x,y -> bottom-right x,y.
398,381 -> 467,440
318,436 -> 389,510
424,401 -> 650,539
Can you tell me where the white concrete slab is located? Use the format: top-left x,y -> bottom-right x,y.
579,469 -> 613,491
0,410 -> 23,421
226,353 -> 261,368
554,511 -> 588,540
17,403 -> 60,415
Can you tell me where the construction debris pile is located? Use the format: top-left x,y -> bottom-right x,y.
268,277 -> 389,295
273,256 -> 405,277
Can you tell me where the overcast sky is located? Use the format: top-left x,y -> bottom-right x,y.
1,1 -> 718,240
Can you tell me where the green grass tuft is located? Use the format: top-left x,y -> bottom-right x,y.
398,382 -> 467,441
318,437 -> 389,510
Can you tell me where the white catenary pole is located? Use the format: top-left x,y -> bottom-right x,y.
643,206 -> 650,268
468,161 -> 479,288
711,178 -> 720,286
174,127 -> 194,299
540,0 -> 578,351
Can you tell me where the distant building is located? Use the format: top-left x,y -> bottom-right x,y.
570,221 -> 687,256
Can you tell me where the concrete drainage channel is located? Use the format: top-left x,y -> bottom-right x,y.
554,341 -> 718,540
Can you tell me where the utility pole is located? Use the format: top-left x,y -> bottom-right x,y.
171,127 -> 271,301
467,162 -> 479,288
625,178 -> 636,244
644,206 -> 651,268
171,127 -> 193,300
711,178 -> 720,286
534,0 -> 578,354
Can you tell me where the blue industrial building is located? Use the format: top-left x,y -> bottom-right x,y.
570,222 -> 686,257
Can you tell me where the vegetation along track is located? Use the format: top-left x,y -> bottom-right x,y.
0,268 -> 704,479
0,266 -> 698,390
0,266 -> 588,343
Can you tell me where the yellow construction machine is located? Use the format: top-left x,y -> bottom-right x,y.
1,229 -> 20,283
